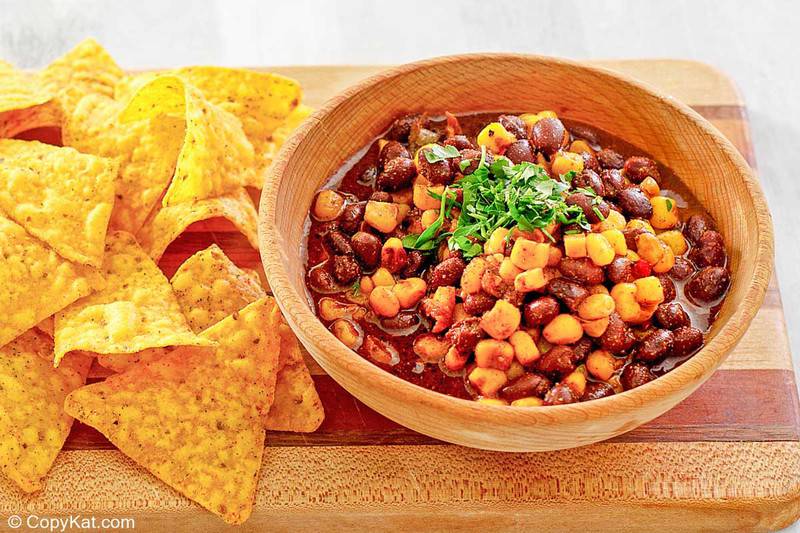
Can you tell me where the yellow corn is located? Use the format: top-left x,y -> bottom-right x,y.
586,232 -> 615,266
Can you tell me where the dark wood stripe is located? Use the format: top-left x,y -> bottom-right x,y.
64,368 -> 800,450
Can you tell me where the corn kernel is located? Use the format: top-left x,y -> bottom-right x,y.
581,316 -> 610,337
477,398 -> 509,406
413,333 -> 450,362
610,283 -> 643,323
468,367 -> 508,397
319,298 -> 366,321
364,201 -> 399,233
369,286 -> 400,317
601,229 -> 627,255
627,219 -> 655,234
445,346 -> 468,371
635,232 -> 664,265
634,276 -> 664,305
568,139 -> 593,155
421,209 -> 439,229
564,233 -> 587,258
511,397 -> 544,407
475,339 -> 515,370
586,350 -> 616,381
652,242 -> 675,273
509,330 -> 540,365
639,177 -> 660,197
650,196 -> 679,229
657,230 -> 688,255
551,152 -> 585,176
413,181 -> 444,210
547,245 -> 563,266
499,257 -> 523,282
371,267 -> 395,287
313,190 -> 345,221
626,250 -> 641,261
543,314 -> 583,345
506,360 -> 526,381
514,268 -> 547,293
331,319 -> 363,349
461,258 -> 488,295
393,277 -> 427,308
588,284 -> 610,295
480,300 -> 522,340
484,227 -> 510,255
597,209 -> 626,231
391,188 -> 413,205
586,233 -> 615,266
564,366 -> 587,396
510,239 -> 550,270
359,275 -> 374,295
578,293 -> 616,320
477,122 -> 517,154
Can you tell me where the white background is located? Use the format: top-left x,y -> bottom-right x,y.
1,1 -> 799,529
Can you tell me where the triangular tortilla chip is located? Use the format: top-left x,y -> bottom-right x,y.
170,244 -> 267,331
263,103 -> 313,171
0,61 -> 61,138
38,38 -> 124,115
135,187 -> 258,262
64,297 -> 282,524
0,139 -> 116,266
0,215 -> 104,348
96,347 -> 169,374
173,66 -> 302,180
267,307 -> 325,432
0,329 -> 92,492
54,231 -> 210,365
63,94 -> 184,234
170,245 -> 323,432
120,75 -> 256,206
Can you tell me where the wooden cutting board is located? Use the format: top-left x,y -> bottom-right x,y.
1,60 -> 797,532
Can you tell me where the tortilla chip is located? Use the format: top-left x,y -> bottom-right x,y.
136,187 -> 258,262
174,67 -> 302,180
0,215 -> 104,348
169,244 -> 322,431
0,329 -> 92,492
96,347 -> 169,374
170,244 -> 266,331
263,103 -> 313,169
63,94 -> 185,234
120,75 -> 256,206
54,231 -> 210,365
0,61 -> 61,138
0,139 -> 116,266
267,309 -> 324,432
64,297 -> 282,524
35,316 -> 55,338
38,38 -> 124,115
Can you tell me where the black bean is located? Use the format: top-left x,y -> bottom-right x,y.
683,213 -> 716,244
332,255 -> 361,284
501,373 -> 552,401
505,140 -> 535,164
536,345 -> 577,379
599,313 -> 636,354
607,257 -> 635,284
523,296 -> 561,327
597,148 -> 625,170
425,255 -> 466,289
620,362 -> 655,390
543,383 -> 579,405
672,326 -> 704,357
339,202 -> 366,234
582,382 -> 615,401
617,187 -> 654,219
376,157 -> 416,191
326,230 -> 353,255
686,266 -> 730,303
623,156 -> 660,184
547,278 -> 589,312
634,329 -> 675,362
559,257 -> 605,285
350,231 -> 382,268
530,118 -> 568,156
464,292 -> 497,316
654,302 -> 690,330
688,230 -> 726,267
498,114 -> 527,139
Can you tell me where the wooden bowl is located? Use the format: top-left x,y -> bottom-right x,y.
259,54 -> 773,451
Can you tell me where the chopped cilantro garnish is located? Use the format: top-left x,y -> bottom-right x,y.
666,198 -> 674,211
402,186 -> 458,252
445,157 -> 590,258
423,144 -> 460,164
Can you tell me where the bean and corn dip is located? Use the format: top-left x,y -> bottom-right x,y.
304,111 -> 730,405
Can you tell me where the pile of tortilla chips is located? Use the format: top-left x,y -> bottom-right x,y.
0,38 -> 322,524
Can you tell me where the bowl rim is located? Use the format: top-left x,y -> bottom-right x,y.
259,53 -> 774,425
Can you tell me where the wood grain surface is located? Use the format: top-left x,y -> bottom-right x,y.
1,60 -> 797,531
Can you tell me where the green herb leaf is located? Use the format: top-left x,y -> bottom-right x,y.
459,159 -> 471,172
445,159 -> 591,258
424,144 -> 460,164
666,198 -> 674,211
350,279 -> 361,296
